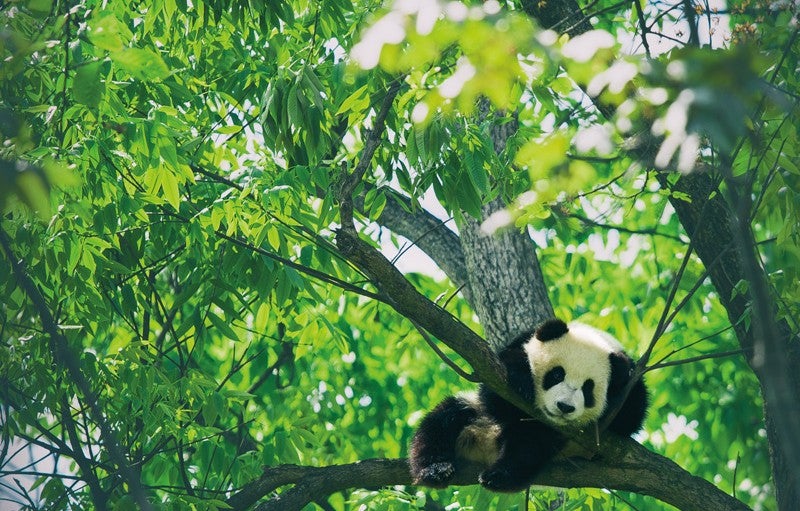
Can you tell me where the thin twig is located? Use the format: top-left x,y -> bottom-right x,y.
646,349 -> 744,371
0,225 -> 154,511
564,211 -> 683,241
410,320 -> 478,383
338,77 -> 404,227
634,0 -> 652,58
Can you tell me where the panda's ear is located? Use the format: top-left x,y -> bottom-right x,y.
608,351 -> 635,394
536,318 -> 568,342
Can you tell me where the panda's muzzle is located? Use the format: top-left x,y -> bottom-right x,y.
543,383 -> 583,421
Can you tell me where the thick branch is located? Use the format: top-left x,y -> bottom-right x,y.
334,226 -> 508,394
358,190 -> 473,304
228,437 -> 749,511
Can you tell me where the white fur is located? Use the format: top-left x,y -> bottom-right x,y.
524,322 -> 621,426
455,392 -> 501,464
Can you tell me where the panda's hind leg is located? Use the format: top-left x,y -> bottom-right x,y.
478,422 -> 565,493
409,395 -> 478,488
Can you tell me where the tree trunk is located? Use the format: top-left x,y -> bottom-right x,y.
459,102 -> 553,351
460,198 -> 554,351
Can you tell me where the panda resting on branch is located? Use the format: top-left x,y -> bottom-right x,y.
409,318 -> 649,492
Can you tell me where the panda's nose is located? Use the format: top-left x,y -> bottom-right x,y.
557,401 -> 575,414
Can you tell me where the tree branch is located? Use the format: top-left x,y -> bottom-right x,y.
373,191 -> 472,303
410,319 -> 478,383
228,437 -> 750,511
339,78 -> 403,227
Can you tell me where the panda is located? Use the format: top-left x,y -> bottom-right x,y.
409,318 -> 648,492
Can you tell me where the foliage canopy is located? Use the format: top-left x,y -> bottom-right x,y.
1,0 -> 799,510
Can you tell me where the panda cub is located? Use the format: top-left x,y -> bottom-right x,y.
409,318 -> 648,492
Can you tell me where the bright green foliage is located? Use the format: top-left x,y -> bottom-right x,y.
1,0 -> 797,510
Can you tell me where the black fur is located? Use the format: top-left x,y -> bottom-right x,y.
535,318 -> 569,341
605,351 -> 649,436
409,318 -> 648,492
408,396 -> 479,488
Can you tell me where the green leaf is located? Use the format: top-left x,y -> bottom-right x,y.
267,226 -> 281,251
464,148 -> 489,194
159,168 -> 181,211
89,13 -> 132,52
287,82 -> 302,127
216,125 -> 243,135
27,0 -> 52,13
336,84 -> 369,115
369,190 -> 387,219
223,389 -> 256,400
201,394 -> 219,425
207,311 -> 239,341
159,138 -> 179,169
112,48 -> 170,81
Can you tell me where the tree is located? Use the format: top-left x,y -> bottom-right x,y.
1,0 -> 797,510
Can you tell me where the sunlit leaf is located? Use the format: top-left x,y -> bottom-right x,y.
113,48 -> 170,81
89,13 -> 132,52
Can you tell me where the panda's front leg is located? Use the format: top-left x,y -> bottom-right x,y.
478,422 -> 565,492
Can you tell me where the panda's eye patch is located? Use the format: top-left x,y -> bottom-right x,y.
543,366 -> 566,389
582,379 -> 596,408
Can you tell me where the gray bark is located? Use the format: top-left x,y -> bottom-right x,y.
459,101 -> 554,351
460,198 -> 554,351
371,191 -> 473,305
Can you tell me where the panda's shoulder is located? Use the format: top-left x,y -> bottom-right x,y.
504,329 -> 536,351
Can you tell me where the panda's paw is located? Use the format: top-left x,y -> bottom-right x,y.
414,461 -> 455,488
479,467 -> 529,493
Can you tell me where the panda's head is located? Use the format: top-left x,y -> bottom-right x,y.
524,319 -> 629,427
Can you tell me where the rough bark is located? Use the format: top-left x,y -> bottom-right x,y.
460,198 -> 554,351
